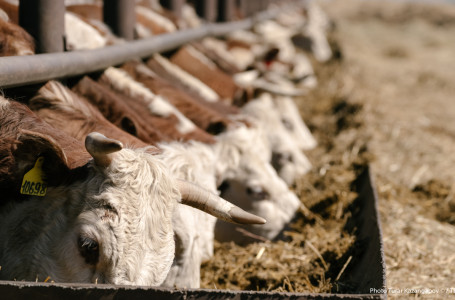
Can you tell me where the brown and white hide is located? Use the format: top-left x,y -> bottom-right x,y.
0,96 -> 90,203
72,76 -> 169,145
170,45 -> 244,104
120,60 -> 234,135
28,81 -> 152,150
98,66 -> 216,144
0,17 -> 34,56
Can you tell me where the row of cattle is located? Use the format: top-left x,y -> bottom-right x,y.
0,0 -> 333,289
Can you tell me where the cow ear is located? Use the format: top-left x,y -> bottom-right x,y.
13,129 -> 70,186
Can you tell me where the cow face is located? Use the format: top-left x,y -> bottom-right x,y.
273,96 -> 317,151
241,93 -> 312,186
58,134 -> 179,285
214,148 -> 300,245
0,132 -> 178,286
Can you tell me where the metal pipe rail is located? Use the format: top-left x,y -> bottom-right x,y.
0,8 -> 279,89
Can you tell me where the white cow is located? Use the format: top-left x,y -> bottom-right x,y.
213,124 -> 301,244
158,141 -> 218,288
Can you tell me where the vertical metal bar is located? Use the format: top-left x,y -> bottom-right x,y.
237,0 -> 246,17
195,0 -> 218,22
160,0 -> 185,18
103,0 -> 136,41
217,0 -> 235,22
19,0 -> 65,54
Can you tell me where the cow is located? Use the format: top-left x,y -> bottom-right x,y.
27,80 -> 226,288
72,75 -> 170,144
119,60 -> 234,135
0,16 -> 34,56
212,124 -> 301,244
27,81 -> 152,150
97,66 -> 216,144
239,93 -> 312,186
0,95 -> 265,285
0,0 -> 18,24
135,4 -> 177,38
157,141 -> 219,288
169,45 -> 244,105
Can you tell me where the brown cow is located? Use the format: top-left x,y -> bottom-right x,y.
170,45 -> 244,104
0,17 -> 34,56
97,66 -> 216,144
72,76 -> 169,145
28,80 -> 154,150
120,60 -> 234,135
145,54 -> 241,115
0,96 -> 90,204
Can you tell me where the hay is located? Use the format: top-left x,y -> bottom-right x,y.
201,37 -> 371,293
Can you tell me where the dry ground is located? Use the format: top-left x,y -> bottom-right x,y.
202,1 -> 455,297
321,0 -> 455,297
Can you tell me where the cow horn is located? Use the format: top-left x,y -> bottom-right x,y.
85,132 -> 123,167
177,179 -> 266,225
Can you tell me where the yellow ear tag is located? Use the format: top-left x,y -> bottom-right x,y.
20,156 -> 47,196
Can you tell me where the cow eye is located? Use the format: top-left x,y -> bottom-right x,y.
78,236 -> 99,265
246,186 -> 269,200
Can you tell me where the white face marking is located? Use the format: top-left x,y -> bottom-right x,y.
65,12 -> 107,50
135,22 -> 153,39
227,48 -> 255,71
0,8 -> 9,21
151,95 -> 196,134
136,6 -> 176,33
201,38 -> 240,70
153,54 -> 220,103
185,45 -> 217,70
0,95 -> 10,107
181,4 -> 201,28
103,67 -> 196,134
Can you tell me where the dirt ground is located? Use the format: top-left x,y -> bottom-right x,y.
321,0 -> 455,297
201,0 -> 455,297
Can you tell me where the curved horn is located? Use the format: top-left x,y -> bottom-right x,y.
85,132 -> 123,167
177,179 -> 266,225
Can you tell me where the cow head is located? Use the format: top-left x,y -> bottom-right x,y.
241,93 -> 312,186
1,131 -> 264,285
213,126 -> 300,245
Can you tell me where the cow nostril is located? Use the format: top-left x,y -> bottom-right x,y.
218,180 -> 230,195
288,154 -> 294,163
271,152 -> 283,172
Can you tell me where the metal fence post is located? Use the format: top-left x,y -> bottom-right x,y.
103,0 -> 136,41
217,0 -> 235,22
160,0 -> 185,18
195,0 -> 218,22
19,0 -> 65,54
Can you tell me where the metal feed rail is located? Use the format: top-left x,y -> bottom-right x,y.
0,7 -> 281,89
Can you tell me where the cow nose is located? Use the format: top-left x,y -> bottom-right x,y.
271,152 -> 293,172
